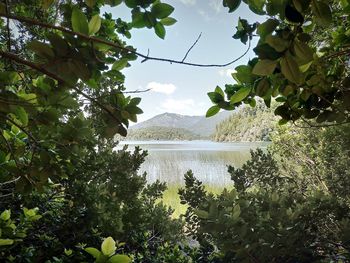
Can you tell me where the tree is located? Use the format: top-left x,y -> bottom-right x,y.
208,0 -> 350,126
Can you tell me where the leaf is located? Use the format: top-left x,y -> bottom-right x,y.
85,247 -> 101,259
215,86 -> 225,97
312,1 -> 332,26
151,3 -> 174,19
129,97 -> 141,106
255,78 -> 271,98
14,107 -> 28,126
233,65 -> 253,84
42,0 -> 55,10
160,17 -> 177,26
208,92 -> 224,103
0,239 -> 14,246
101,237 -> 116,256
131,11 -> 146,28
69,60 -> 91,81
107,254 -> 131,263
232,204 -> 241,220
285,4 -> 304,23
85,0 -> 95,8
71,8 -> 89,35
223,0 -> 241,12
252,59 -> 277,76
0,210 -> 11,221
27,40 -> 55,59
195,209 -> 209,219
266,35 -> 289,52
230,86 -> 251,104
154,22 -> 166,39
280,53 -> 303,85
294,40 -> 314,65
206,106 -> 220,117
257,19 -> 279,39
112,59 -> 128,71
47,33 -> 69,56
88,15 -> 101,35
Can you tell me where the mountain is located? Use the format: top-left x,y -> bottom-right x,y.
129,111 -> 232,138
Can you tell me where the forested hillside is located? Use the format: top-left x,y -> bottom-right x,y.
213,103 -> 277,142
125,126 -> 202,140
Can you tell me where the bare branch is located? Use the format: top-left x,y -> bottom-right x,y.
182,32 -> 202,62
5,0 -> 11,52
0,13 -> 251,68
124,88 -> 151,94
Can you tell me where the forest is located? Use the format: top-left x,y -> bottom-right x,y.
0,0 -> 350,262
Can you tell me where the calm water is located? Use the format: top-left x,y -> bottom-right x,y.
118,141 -> 268,186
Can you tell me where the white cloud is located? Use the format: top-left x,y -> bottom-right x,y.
209,0 -> 222,13
147,82 -> 176,95
219,69 -> 235,77
179,0 -> 196,6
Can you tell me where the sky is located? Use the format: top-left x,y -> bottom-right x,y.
103,0 -> 262,122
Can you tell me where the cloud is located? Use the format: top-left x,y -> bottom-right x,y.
179,0 -> 196,6
209,0 -> 222,13
147,82 -> 176,95
219,69 -> 235,77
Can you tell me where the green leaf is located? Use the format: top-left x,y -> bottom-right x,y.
206,106 -> 220,117
131,11 -> 146,28
42,0 -> 54,10
266,35 -> 289,52
160,17 -> 177,26
154,22 -> 166,39
255,78 -> 271,98
129,97 -> 141,106
230,86 -> 251,104
233,65 -> 253,84
257,19 -> 279,39
215,86 -> 225,97
14,107 -> 28,126
101,237 -> 116,256
107,254 -> 131,263
88,15 -> 101,35
112,59 -> 128,71
151,3 -> 174,19
85,0 -> 95,8
312,1 -> 332,26
27,40 -> 55,59
71,8 -> 89,35
47,33 -> 69,56
0,239 -> 14,246
294,40 -> 314,65
0,210 -> 11,221
69,60 -> 91,81
280,53 -> 303,85
195,209 -> 209,219
208,92 -> 224,103
223,0 -> 241,12
232,204 -> 241,220
85,247 -> 101,259
252,59 -> 277,76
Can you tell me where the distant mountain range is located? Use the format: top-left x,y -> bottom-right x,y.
128,111 -> 232,139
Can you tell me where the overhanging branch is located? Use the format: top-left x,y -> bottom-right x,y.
0,13 -> 251,68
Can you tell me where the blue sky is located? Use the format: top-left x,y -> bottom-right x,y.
104,0 -> 262,122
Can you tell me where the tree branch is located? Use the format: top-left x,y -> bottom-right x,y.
0,51 -> 121,124
5,0 -> 11,52
182,32 -> 202,62
0,13 -> 251,68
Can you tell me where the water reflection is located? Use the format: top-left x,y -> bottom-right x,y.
119,141 -> 268,186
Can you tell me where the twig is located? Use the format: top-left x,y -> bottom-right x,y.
292,118 -> 350,129
182,32 -> 202,62
0,177 -> 20,187
0,131 -> 20,168
0,13 -> 251,68
124,88 -> 151,94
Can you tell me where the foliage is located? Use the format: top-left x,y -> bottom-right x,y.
122,126 -> 202,141
213,102 -> 277,142
179,124 -> 350,262
208,0 -> 350,125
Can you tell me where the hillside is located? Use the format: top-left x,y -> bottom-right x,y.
125,126 -> 202,141
130,111 -> 232,137
213,104 -> 277,142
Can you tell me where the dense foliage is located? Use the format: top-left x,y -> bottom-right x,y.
180,124 -> 350,262
123,126 -> 202,141
213,102 -> 276,142
207,0 -> 350,126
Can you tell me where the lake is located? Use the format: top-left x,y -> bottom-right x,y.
118,141 -> 268,187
